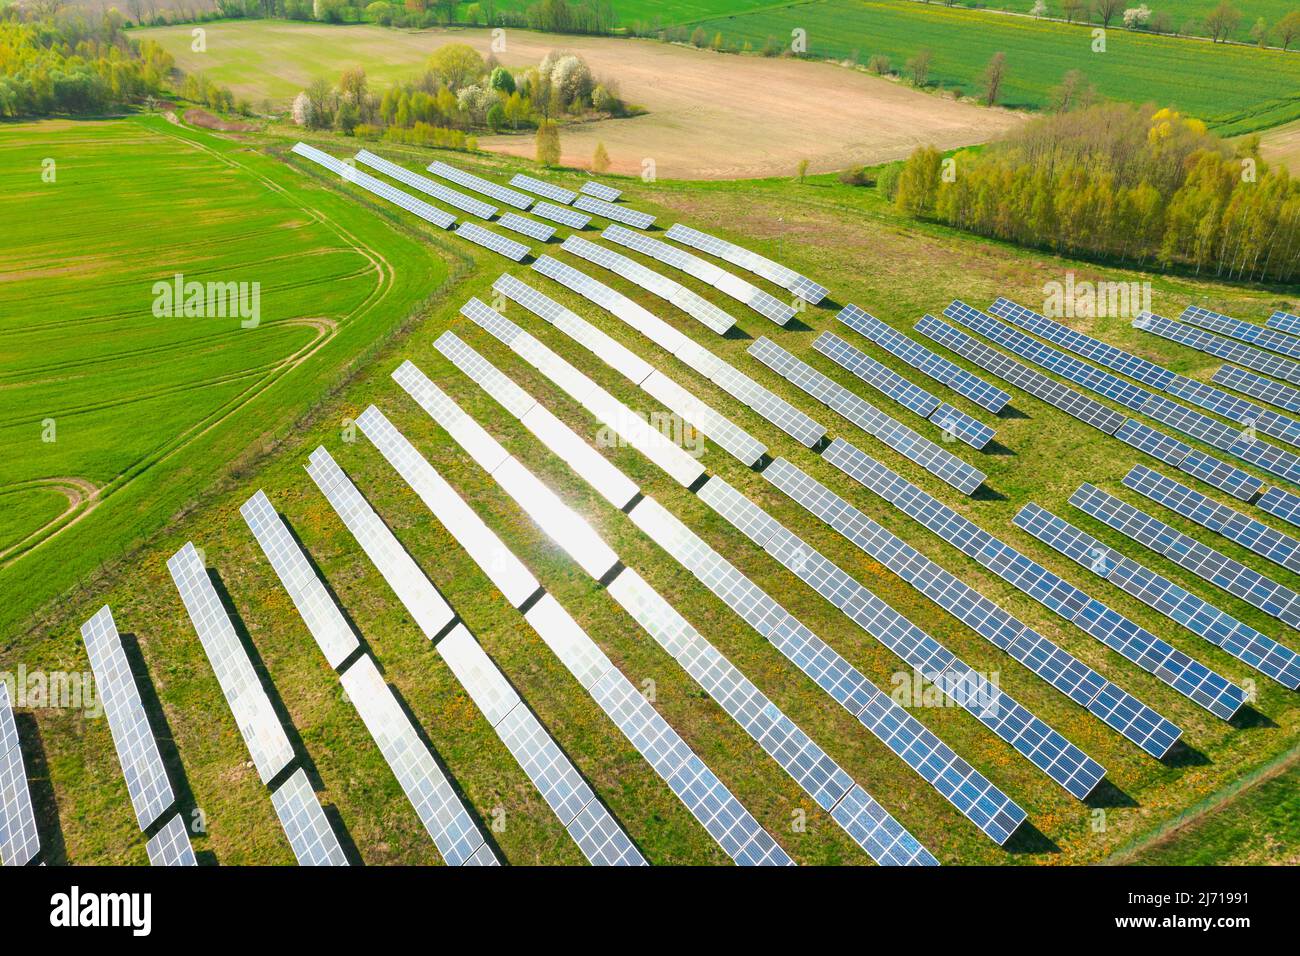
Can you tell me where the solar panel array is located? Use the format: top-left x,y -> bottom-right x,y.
1071,483 -> 1300,631
1214,365 -> 1300,415
167,542 -> 295,785
80,606 -> 176,831
291,143 -> 456,228
453,221 -> 530,261
354,149 -> 496,218
510,173 -> 577,205
838,305 -> 1011,413
1124,465 -> 1300,575
694,478 -> 1028,845
573,195 -> 656,229
1257,485 -> 1300,530
532,254 -> 689,353
769,448 -> 1179,758
240,490 -> 361,669
823,438 -> 1247,721
496,212 -> 555,243
561,234 -> 737,335
813,331 -> 995,449
748,336 -> 984,494
270,768 -> 349,866
1181,305 -> 1300,360
601,224 -> 796,325
915,314 -> 1126,433
1137,311 -> 1300,385
580,179 -> 621,201
489,276 -> 766,468
456,299 -> 708,487
529,200 -> 591,229
338,653 -> 495,865
1017,504 -> 1300,690
1267,310 -> 1300,335
426,160 -> 532,209
664,223 -> 829,304
0,683 -> 39,866
145,813 -> 197,866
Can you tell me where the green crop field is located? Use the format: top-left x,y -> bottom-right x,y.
696,0 -> 1300,133
0,116 -> 451,637
7,109 -> 1300,865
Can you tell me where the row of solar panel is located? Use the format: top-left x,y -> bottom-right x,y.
1017,503 -> 1300,690
1267,310 -> 1300,335
0,683 -> 39,866
822,438 -> 1248,722
1182,305 -> 1300,362
292,142 -> 456,228
664,223 -> 829,304
1137,312 -> 1300,387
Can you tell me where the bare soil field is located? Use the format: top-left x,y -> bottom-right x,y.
1260,118 -> 1300,176
142,22 -> 1023,179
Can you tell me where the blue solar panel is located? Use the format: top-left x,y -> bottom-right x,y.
1213,365 -> 1300,415
1181,305 -> 1300,360
1113,419 -> 1192,466
1137,312 -> 1300,386
1176,449 -> 1264,501
1257,485 -> 1300,529
1266,310 -> 1300,335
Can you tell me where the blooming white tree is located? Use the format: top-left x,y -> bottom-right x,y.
291,91 -> 310,126
456,84 -> 495,124
551,54 -> 594,107
1123,4 -> 1151,27
1030,0 -> 1047,17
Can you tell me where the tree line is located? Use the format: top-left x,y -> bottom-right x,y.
891,102 -> 1300,284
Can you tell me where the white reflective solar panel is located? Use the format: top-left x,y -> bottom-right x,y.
639,370 -> 767,467
495,457 -> 620,578
393,359 -> 511,472
339,655 -> 492,865
531,256 -> 686,354
510,173 -> 577,204
305,446 -> 456,640
356,405 -> 543,605
427,160 -> 532,209
454,221 -> 530,261
496,212 -> 556,242
436,625 -> 522,728
79,606 -> 175,831
145,813 -> 196,866
270,768 -> 348,866
529,200 -> 592,229
434,330 -> 537,418
240,491 -> 361,670
354,149 -> 497,218
580,180 -> 621,201
291,143 -> 456,228
664,223 -> 828,304
573,195 -> 656,229
0,683 -> 39,867
167,542 -> 294,785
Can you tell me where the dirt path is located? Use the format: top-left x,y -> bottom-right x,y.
0,477 -> 101,565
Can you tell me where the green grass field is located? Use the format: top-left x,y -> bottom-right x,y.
695,0 -> 1300,133
0,116 -> 453,637
6,110 -> 1300,864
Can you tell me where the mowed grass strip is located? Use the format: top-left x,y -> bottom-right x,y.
697,0 -> 1300,132
8,127 -> 1299,865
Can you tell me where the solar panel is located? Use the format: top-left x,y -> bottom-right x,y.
305,446 -> 457,639
354,149 -> 497,217
1214,365 -> 1300,415
813,331 -> 994,449
436,623 -> 645,865
454,221 -> 530,261
1071,482 -> 1300,632
0,683 -> 39,866
606,568 -> 939,862
270,768 -> 349,865
79,606 -> 175,831
1113,419 -> 1192,467
573,195 -> 655,229
602,224 -> 797,325
145,814 -> 196,867
291,143 -> 456,228
580,179 -> 622,201
664,223 -> 829,304
748,336 -> 984,493
496,212 -> 555,242
426,160 -> 532,209
528,200 -> 591,229
561,235 -> 737,335
1177,449 -> 1264,501
167,543 -> 295,785
393,357 -> 513,469
339,654 -> 493,865
639,370 -> 767,467
510,173 -> 577,204
531,255 -> 686,353
1267,310 -> 1300,335
839,306 -> 1011,412
1137,311 -> 1300,385
706,355 -> 829,448
1017,503 -> 1300,690
1124,465 -> 1300,575
1181,305 -> 1300,360
1257,485 -> 1300,529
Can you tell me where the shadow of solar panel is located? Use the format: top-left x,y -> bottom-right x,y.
573,195 -> 655,229
510,173 -> 576,204
291,143 -> 456,228
145,814 -> 196,867
339,655 -> 493,865
664,223 -> 828,304
79,606 -> 175,831
0,684 -> 39,867
454,221 -> 529,261
167,543 -> 295,785
580,179 -> 621,201
427,160 -> 532,209
270,768 -> 349,866
1018,503 -> 1300,690
496,212 -> 555,242
355,149 -> 496,217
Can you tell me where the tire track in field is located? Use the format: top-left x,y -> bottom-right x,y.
0,477 -> 101,563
